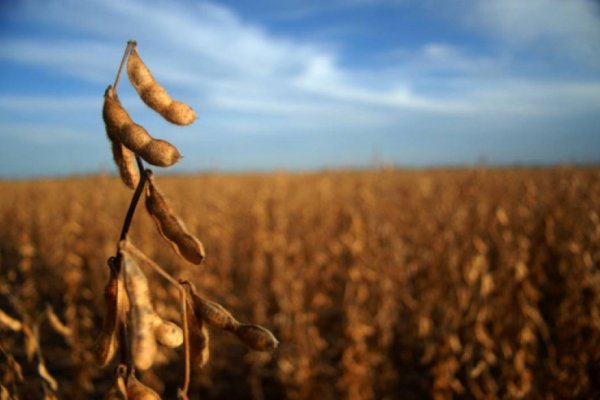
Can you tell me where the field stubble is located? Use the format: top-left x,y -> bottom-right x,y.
0,167 -> 599,399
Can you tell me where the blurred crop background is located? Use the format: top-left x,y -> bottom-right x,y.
1,1 -> 600,399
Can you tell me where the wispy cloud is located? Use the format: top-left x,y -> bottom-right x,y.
0,0 -> 599,176
464,0 -> 600,65
3,0 -> 599,121
0,38 -> 121,83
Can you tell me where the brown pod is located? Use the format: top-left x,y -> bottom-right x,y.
103,86 -> 181,167
140,86 -> 170,111
103,86 -> 140,189
119,124 -> 152,153
126,374 -> 161,400
123,253 -> 158,371
153,319 -> 184,348
128,47 -> 196,126
145,174 -> 205,264
111,140 -> 139,189
94,264 -> 123,367
165,101 -> 196,126
103,86 -> 130,142
139,140 -> 181,168
233,324 -> 279,352
185,291 -> 210,367
181,281 -> 278,352
187,287 -> 238,331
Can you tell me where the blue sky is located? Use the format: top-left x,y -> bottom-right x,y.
1,0 -> 599,178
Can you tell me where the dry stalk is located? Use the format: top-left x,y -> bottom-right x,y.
113,40 -> 135,91
179,288 -> 191,399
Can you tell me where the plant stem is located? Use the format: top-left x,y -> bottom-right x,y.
118,158 -> 148,244
180,287 -> 191,396
135,154 -> 144,176
113,40 -> 135,91
108,155 -> 146,370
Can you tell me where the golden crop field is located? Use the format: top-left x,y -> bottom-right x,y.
0,167 -> 599,399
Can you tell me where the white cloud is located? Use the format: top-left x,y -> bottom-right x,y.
463,79 -> 600,115
0,0 -> 477,119
469,0 -> 600,64
0,0 -> 599,147
0,38 -> 121,83
380,42 -> 510,81
417,43 -> 506,74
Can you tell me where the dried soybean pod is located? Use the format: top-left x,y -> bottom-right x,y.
145,173 -> 205,264
111,140 -> 140,189
186,284 -> 238,330
153,319 -> 184,349
103,86 -> 182,167
138,140 -> 181,168
185,290 -> 210,367
103,86 -> 149,150
103,86 -> 129,143
181,281 -> 278,352
126,374 -> 161,400
123,253 -> 158,371
233,324 -> 279,352
127,47 -> 196,126
94,263 -> 121,367
103,86 -> 139,189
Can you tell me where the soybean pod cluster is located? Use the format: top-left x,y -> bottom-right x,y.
97,41 -> 278,400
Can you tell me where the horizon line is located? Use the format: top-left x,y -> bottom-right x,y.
1,161 -> 598,182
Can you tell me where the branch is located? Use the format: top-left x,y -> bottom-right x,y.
113,40 -> 136,91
